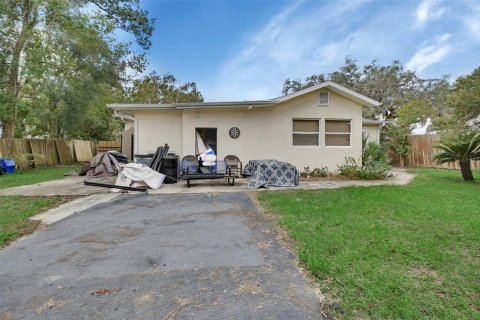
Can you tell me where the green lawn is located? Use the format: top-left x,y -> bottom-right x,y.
0,165 -> 81,189
0,166 -> 80,247
0,196 -> 70,247
258,168 -> 480,319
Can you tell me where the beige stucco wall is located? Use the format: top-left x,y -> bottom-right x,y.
363,125 -> 380,143
132,89 -> 364,170
133,109 -> 183,155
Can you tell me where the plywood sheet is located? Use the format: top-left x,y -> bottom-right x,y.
29,139 -> 47,168
45,139 -> 59,166
73,140 -> 93,162
55,139 -> 73,164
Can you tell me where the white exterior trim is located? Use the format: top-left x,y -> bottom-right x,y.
114,111 -> 138,155
108,81 -> 381,112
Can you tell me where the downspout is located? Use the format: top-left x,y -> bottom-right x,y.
113,110 -> 138,155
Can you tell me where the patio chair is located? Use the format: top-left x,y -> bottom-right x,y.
224,155 -> 242,177
181,155 -> 199,175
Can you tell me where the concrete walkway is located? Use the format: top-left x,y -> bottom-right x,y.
0,169 -> 415,196
0,176 -> 111,196
0,193 -> 325,319
30,194 -> 121,224
150,169 -> 415,194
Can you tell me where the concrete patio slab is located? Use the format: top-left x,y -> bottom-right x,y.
0,169 -> 415,196
0,193 -> 325,319
148,169 -> 416,194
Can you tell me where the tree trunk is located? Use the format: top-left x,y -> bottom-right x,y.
459,160 -> 474,181
2,123 -> 15,138
3,0 -> 37,138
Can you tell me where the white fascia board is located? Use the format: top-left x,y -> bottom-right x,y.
107,81 -> 381,110
107,104 -> 175,110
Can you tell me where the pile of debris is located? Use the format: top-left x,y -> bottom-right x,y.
81,144 -> 177,191
148,144 -> 169,172
79,151 -> 128,176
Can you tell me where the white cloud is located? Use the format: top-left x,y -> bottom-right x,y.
197,0 -> 477,101
413,0 -> 446,29
406,33 -> 451,73
463,4 -> 480,38
203,0 -> 371,100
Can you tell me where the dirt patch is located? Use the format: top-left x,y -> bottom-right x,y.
74,233 -> 115,245
119,226 -> 144,238
157,220 -> 196,227
42,195 -> 80,209
256,241 -> 272,249
208,209 -> 258,219
0,310 -> 13,320
236,282 -> 265,296
134,293 -> 156,307
300,175 -> 349,182
164,296 -> 197,320
33,296 -> 67,314
20,220 -> 42,238
129,201 -> 160,208
92,288 -> 121,296
56,250 -> 79,263
409,266 -> 444,286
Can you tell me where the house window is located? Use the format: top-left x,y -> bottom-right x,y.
293,119 -> 319,146
318,91 -> 329,106
325,120 -> 351,146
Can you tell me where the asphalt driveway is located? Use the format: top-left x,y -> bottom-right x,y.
0,193 -> 323,319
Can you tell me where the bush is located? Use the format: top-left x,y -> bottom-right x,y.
356,162 -> 391,180
337,158 -> 359,179
300,166 -> 329,178
362,135 -> 389,165
300,167 -> 311,178
311,167 -> 329,177
337,157 -> 390,180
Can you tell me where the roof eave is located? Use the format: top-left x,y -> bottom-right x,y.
107,101 -> 275,110
273,81 -> 381,108
107,104 -> 175,111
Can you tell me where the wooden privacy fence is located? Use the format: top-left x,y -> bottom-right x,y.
97,139 -> 122,153
392,134 -> 480,170
0,138 -> 96,170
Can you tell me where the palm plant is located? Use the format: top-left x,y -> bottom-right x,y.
362,134 -> 389,166
433,134 -> 480,181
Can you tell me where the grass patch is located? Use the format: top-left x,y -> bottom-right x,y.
0,165 -> 81,189
258,168 -> 480,319
0,196 -> 72,247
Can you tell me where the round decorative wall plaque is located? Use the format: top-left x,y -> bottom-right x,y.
229,127 -> 240,139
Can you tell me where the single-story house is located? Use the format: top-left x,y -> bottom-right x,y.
108,81 -> 383,170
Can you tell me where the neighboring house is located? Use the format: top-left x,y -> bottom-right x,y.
362,118 -> 384,143
109,81 -> 382,170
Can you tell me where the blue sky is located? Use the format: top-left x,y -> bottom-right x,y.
139,0 -> 480,101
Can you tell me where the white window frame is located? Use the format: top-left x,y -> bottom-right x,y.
325,119 -> 351,148
292,118 -> 320,147
318,91 -> 329,106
